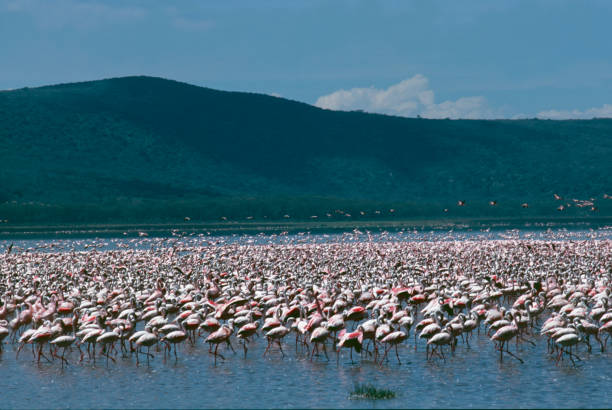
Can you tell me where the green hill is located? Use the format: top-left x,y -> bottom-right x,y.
0,76 -> 610,224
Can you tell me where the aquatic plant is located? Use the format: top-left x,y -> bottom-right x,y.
349,383 -> 396,400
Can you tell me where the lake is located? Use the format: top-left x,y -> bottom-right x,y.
1,228 -> 611,408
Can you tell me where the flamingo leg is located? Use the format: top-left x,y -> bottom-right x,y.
379,344 -> 391,365
61,347 -> 69,368
519,336 -> 536,347
395,344 -> 401,365
227,340 -> 236,354
15,342 -> 25,359
595,334 -> 604,352
504,340 -> 523,364
37,344 -> 51,364
568,350 -> 576,366
278,340 -> 285,358
77,344 -> 84,362
263,338 -> 272,357
585,336 -> 592,353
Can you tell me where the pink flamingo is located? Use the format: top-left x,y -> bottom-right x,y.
379,330 -> 407,365
336,328 -> 363,364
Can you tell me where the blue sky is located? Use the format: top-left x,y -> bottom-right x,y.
1,0 -> 611,119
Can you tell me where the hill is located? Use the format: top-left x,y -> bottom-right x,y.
0,76 -> 611,225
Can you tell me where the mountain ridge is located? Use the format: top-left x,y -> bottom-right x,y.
0,75 -> 610,224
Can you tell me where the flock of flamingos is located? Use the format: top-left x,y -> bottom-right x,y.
0,231 -> 610,370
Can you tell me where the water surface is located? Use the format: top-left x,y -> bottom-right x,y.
1,229 -> 611,408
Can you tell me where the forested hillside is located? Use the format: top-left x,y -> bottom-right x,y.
0,76 -> 610,224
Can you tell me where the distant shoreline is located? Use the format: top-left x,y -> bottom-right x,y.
1,216 -> 610,239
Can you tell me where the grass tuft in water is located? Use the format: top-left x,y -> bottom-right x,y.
349,383 -> 396,400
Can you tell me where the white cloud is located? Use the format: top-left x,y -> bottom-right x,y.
537,104 -> 612,119
314,75 -> 493,119
421,96 -> 488,120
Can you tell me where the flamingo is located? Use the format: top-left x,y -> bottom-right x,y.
163,329 -> 188,361
555,333 -> 582,366
205,321 -> 234,365
0,324 -> 10,351
427,327 -> 452,360
30,323 -> 53,364
237,321 -> 258,358
264,323 -> 291,358
379,330 -> 407,365
336,328 -> 363,364
96,328 -> 122,366
135,331 -> 158,366
50,335 -> 76,368
309,325 -> 330,361
490,314 -> 523,363
0,228 -> 610,376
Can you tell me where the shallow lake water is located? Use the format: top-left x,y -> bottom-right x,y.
1,228 -> 611,408
1,325 -> 610,409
